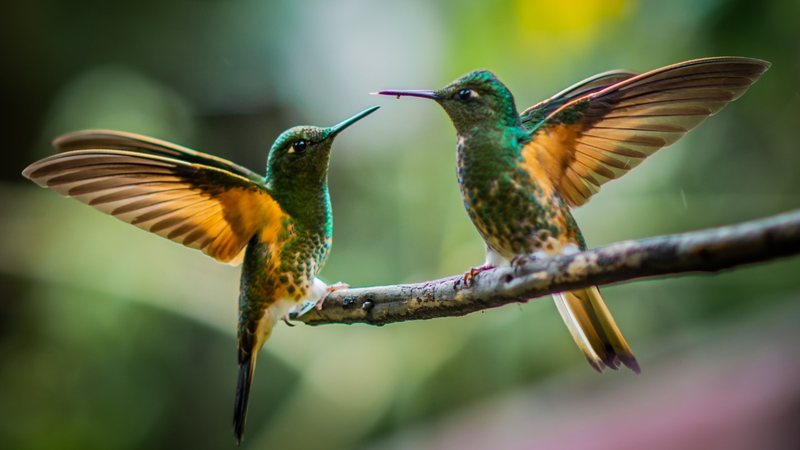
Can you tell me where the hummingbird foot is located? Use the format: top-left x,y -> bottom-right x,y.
316,282 -> 350,311
286,300 -> 318,320
510,255 -> 530,276
281,313 -> 296,327
510,255 -> 528,266
463,265 -> 493,288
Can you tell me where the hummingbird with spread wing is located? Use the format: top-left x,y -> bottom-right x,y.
22,105 -> 380,443
377,57 -> 769,373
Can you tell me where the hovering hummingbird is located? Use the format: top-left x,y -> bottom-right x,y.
377,57 -> 769,373
22,105 -> 380,443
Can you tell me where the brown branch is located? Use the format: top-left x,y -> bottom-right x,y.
294,210 -> 800,326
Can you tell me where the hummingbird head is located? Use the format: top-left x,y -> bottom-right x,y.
265,106 -> 379,187
377,70 -> 519,134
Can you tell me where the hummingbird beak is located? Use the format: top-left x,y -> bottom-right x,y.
373,89 -> 438,100
327,106 -> 380,137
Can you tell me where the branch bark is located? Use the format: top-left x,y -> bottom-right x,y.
294,210 -> 800,326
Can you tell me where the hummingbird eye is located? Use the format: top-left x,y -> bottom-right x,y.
456,88 -> 474,100
291,140 -> 308,154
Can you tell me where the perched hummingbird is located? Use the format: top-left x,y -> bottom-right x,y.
22,105 -> 380,443
378,57 -> 769,373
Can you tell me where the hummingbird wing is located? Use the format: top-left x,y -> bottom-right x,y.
519,70 -> 637,129
23,148 -> 284,265
521,57 -> 769,207
52,129 -> 265,185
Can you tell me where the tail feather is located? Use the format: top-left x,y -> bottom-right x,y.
231,294 -> 291,444
553,287 -> 640,373
233,353 -> 256,445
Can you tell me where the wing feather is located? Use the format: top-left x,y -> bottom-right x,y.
23,148 -> 284,264
520,70 -> 638,128
52,129 -> 265,184
521,57 -> 769,206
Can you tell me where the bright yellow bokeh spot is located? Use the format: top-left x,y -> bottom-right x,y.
515,0 -> 634,55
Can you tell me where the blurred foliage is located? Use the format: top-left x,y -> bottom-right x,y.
1,0 -> 799,449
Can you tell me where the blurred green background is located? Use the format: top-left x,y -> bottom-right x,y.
2,0 -> 800,449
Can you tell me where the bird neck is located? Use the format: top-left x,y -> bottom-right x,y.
456,123 -> 529,184
267,175 -> 332,234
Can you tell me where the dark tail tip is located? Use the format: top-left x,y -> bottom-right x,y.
233,358 -> 254,445
606,346 -> 641,374
620,355 -> 642,374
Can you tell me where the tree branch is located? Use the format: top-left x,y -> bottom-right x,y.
294,210 -> 800,326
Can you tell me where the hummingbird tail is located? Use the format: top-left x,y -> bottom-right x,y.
232,297 -> 290,444
233,348 -> 257,445
553,287 -> 640,373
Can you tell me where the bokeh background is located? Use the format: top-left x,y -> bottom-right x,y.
2,0 -> 800,449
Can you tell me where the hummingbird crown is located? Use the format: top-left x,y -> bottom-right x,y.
267,126 -> 332,186
270,125 -> 328,155
435,69 -> 520,132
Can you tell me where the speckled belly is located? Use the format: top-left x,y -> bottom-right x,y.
239,223 -> 330,325
460,174 -> 584,258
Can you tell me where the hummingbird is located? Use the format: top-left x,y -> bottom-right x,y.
22,105 -> 380,443
377,57 -> 769,373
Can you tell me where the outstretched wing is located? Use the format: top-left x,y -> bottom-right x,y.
521,57 -> 770,207
53,129 -> 265,185
23,144 -> 284,264
520,70 -> 638,130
